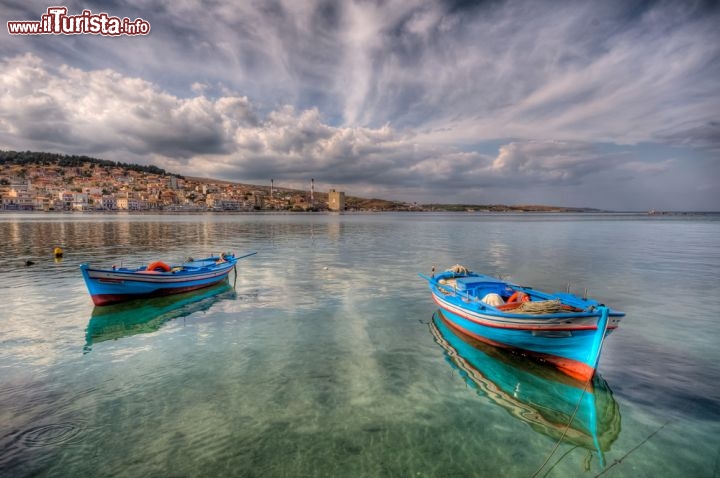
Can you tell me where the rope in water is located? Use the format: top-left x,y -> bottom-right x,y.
528,379 -> 592,478
593,421 -> 672,477
529,402 -> 672,478
538,446 -> 581,478
529,307 -> 610,477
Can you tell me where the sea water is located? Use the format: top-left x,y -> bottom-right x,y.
0,212 -> 718,477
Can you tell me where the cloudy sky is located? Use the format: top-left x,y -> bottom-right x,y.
2,0 -> 719,210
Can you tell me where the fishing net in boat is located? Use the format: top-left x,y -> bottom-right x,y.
507,299 -> 569,314
446,264 -> 470,275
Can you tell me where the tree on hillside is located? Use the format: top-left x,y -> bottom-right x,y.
0,150 -> 168,176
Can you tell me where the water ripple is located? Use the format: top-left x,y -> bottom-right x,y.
0,420 -> 86,471
14,422 -> 84,448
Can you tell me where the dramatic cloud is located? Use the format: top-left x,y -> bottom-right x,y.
1,0 -> 718,210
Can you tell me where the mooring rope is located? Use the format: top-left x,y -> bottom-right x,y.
529,401 -> 672,478
539,446 -> 581,478
593,421 -> 672,477
528,378 -> 592,478
529,307 -> 611,477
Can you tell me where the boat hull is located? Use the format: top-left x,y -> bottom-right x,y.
80,257 -> 238,306
88,280 -> 228,306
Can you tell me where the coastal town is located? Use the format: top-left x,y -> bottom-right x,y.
0,151 -> 599,213
0,151 -> 360,212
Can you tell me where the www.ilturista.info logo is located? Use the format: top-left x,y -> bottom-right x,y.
7,7 -> 150,36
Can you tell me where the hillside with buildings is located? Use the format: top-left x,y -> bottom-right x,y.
0,151 -> 596,213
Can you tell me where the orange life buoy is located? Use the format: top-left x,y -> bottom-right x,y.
147,261 -> 171,272
507,291 -> 530,303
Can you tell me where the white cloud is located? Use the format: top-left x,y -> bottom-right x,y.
0,54 -> 241,156
620,159 -> 675,175
1,52 -> 712,206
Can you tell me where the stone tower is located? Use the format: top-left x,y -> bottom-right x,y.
328,189 -> 345,211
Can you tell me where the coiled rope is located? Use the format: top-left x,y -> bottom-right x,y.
510,299 -> 567,315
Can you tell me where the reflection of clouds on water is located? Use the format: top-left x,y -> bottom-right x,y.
485,236 -> 510,272
0,280 -> 88,370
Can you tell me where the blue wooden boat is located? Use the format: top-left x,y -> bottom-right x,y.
420,265 -> 624,381
80,251 -> 256,306
430,311 -> 620,467
84,281 -> 235,352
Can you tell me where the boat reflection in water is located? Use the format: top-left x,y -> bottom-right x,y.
84,280 -> 235,352
430,310 -> 621,468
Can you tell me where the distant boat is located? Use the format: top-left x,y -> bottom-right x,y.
80,251 -> 256,306
84,280 -> 235,352
430,311 -> 620,467
419,265 -> 624,381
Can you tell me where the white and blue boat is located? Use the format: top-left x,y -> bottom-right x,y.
80,252 -> 255,306
420,265 -> 624,381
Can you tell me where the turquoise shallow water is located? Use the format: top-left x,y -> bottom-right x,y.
1,212 -> 719,477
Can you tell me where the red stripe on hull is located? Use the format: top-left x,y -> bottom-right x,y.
432,294 -> 618,332
442,315 -> 596,382
91,279 -> 225,306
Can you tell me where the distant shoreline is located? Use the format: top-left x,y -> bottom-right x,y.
4,151 -> 717,214
2,209 -> 718,216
